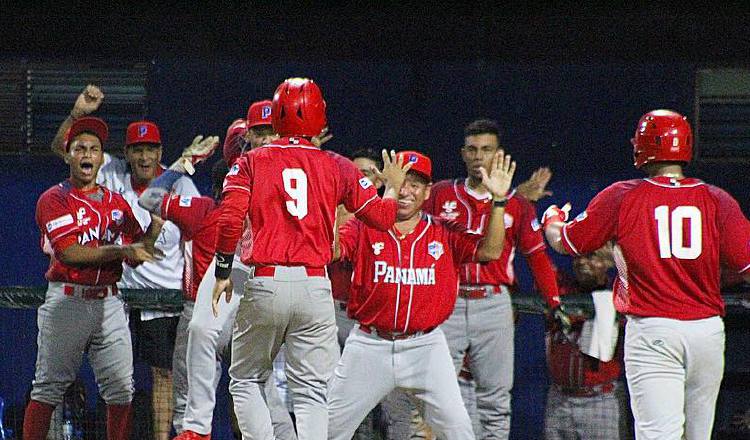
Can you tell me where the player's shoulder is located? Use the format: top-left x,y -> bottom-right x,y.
702,182 -> 741,206
594,178 -> 643,201
431,179 -> 458,195
39,181 -> 71,203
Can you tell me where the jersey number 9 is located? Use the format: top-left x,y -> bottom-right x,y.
283,168 -> 308,219
654,205 -> 702,260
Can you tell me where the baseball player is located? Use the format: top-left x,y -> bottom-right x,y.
544,245 -> 626,440
25,117 -> 159,440
211,77 -> 410,440
542,109 -> 750,439
158,106 -> 296,440
328,150 -> 516,440
425,118 -> 561,440
51,85 -> 201,440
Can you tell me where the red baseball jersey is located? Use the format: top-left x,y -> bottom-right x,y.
36,180 -> 144,286
338,214 -> 483,332
160,194 -> 219,301
561,176 -> 750,320
426,179 -> 559,305
329,260 -> 353,302
216,137 -> 397,267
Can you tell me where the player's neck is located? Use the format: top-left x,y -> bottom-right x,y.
466,176 -> 487,192
69,177 -> 97,191
647,164 -> 684,179
394,213 -> 422,238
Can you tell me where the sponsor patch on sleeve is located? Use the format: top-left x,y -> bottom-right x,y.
46,214 -> 74,233
358,177 -> 373,189
574,211 -> 588,222
179,196 -> 193,207
227,163 -> 240,176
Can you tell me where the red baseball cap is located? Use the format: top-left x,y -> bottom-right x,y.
397,150 -> 432,182
64,116 -> 109,151
125,120 -> 162,146
247,100 -> 273,128
223,118 -> 248,165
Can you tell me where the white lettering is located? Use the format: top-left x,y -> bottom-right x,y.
46,214 -> 74,232
371,262 -> 436,286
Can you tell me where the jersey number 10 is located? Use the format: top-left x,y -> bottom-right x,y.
283,168 -> 308,219
654,205 -> 702,260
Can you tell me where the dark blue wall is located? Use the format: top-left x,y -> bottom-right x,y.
3,60 -> 747,438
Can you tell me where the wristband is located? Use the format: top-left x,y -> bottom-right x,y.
493,198 -> 508,208
215,252 -> 234,279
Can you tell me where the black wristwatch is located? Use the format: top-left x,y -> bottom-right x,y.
215,252 -> 234,279
493,198 -> 508,208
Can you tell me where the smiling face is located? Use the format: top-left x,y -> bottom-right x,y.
67,133 -> 104,188
125,143 -> 162,183
461,133 -> 500,180
397,172 -> 432,221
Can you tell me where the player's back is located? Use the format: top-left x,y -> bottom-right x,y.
245,140 -> 342,267
614,177 -> 729,319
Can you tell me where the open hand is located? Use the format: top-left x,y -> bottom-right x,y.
179,135 -> 220,175
515,167 -> 553,202
312,127 -> 333,147
373,149 -> 412,196
123,243 -> 161,263
480,151 -> 516,200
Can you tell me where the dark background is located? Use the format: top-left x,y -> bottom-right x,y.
2,4 -> 750,438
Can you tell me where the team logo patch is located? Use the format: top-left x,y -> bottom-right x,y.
261,105 -> 272,119
531,218 -> 541,231
427,241 -> 444,260
372,242 -> 384,255
227,163 -> 240,176
77,207 -> 91,226
503,213 -> 514,229
408,154 -> 419,163
574,211 -> 588,222
179,196 -> 192,207
359,177 -> 373,189
138,124 -> 148,137
46,214 -> 74,232
440,200 -> 459,220
111,209 -> 124,225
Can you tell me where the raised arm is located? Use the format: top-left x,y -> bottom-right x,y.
475,151 -> 516,261
51,85 -> 104,158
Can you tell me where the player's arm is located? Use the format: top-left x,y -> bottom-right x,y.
57,241 -> 157,266
51,85 -> 104,158
138,134 -> 219,215
542,204 -> 572,254
475,151 -> 516,261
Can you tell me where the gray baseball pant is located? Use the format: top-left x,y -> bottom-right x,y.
544,383 -> 624,440
328,325 -> 475,440
229,266 -> 339,440
625,315 -> 724,440
31,282 -> 133,406
440,288 -> 513,440
173,261 -> 296,439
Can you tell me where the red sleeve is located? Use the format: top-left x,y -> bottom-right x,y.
561,182 -> 627,256
338,218 -> 361,262
36,189 -> 79,252
444,220 -> 483,265
333,152 -> 397,231
712,186 -> 750,273
527,250 -> 561,308
216,157 -> 253,254
161,194 -> 216,241
516,197 -> 546,255
117,194 -> 144,242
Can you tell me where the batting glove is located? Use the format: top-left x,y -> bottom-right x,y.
541,203 -> 571,229
552,305 -> 573,338
176,135 -> 220,175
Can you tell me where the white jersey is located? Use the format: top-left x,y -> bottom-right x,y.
98,153 -> 200,319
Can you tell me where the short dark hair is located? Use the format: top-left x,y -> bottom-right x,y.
464,118 -> 500,139
211,159 -> 229,199
349,148 -> 383,169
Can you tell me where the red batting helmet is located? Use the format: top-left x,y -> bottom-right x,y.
247,100 -> 273,128
223,118 -> 248,165
632,109 -> 692,169
271,78 -> 327,138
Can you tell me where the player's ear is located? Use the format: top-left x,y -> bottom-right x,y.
424,183 -> 432,201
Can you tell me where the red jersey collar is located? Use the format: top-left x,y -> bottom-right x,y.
646,175 -> 703,186
65,179 -> 103,196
